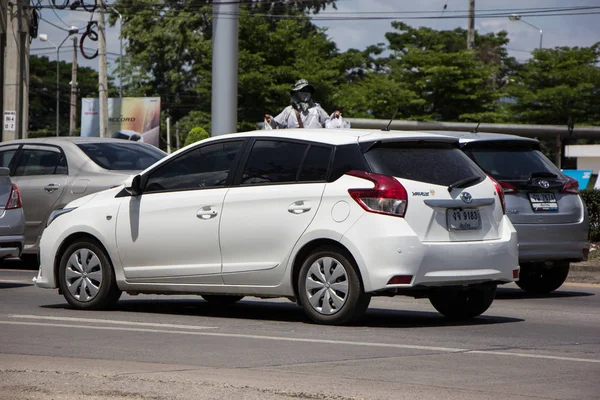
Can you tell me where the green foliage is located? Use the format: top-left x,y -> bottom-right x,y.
29,56 -> 102,136
106,1 -> 600,146
581,190 -> 600,241
184,127 -> 210,147
506,45 -> 600,125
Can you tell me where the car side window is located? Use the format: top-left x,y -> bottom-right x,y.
13,146 -> 68,176
0,145 -> 19,170
298,145 -> 332,182
144,141 -> 243,193
241,140 -> 308,185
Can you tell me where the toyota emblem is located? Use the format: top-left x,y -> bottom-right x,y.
461,192 -> 473,203
538,180 -> 550,189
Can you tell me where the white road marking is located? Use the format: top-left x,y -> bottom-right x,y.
1,318 -> 599,365
7,314 -> 218,330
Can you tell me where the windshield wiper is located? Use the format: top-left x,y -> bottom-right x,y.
447,176 -> 481,192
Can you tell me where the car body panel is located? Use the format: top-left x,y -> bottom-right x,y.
0,169 -> 25,259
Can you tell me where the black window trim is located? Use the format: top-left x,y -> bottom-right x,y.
0,143 -> 23,174
9,143 -> 69,176
233,137 -> 334,187
138,138 -> 249,195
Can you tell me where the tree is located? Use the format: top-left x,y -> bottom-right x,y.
184,127 -> 210,147
28,56 -> 101,136
506,44 -> 600,125
109,0 -> 354,133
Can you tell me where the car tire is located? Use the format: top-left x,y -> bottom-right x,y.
58,239 -> 121,310
298,246 -> 370,325
429,284 -> 497,319
515,262 -> 570,294
201,295 -> 244,305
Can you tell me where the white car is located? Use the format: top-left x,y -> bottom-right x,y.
35,129 -> 519,325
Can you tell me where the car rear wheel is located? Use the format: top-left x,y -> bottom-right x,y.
298,246 -> 370,325
429,284 -> 497,319
201,295 -> 244,305
58,239 -> 121,310
515,262 -> 570,294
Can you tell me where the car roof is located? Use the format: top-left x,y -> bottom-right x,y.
426,131 -> 539,145
207,129 -> 459,146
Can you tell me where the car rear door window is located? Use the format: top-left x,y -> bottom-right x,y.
298,145 -> 332,182
77,142 -> 165,171
0,145 -> 19,170
364,142 -> 484,186
241,140 -> 307,185
13,146 -> 68,176
145,141 -> 243,193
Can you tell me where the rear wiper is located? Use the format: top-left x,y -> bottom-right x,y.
530,172 -> 558,178
447,176 -> 481,192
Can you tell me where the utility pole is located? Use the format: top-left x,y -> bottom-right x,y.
98,0 -> 109,137
69,36 -> 78,136
467,0 -> 475,50
0,0 -> 7,137
2,0 -> 29,141
211,0 -> 239,136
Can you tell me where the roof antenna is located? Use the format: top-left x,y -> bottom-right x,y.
382,108 -> 399,131
471,114 -> 485,133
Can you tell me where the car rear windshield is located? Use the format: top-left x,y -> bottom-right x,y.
463,144 -> 561,181
77,142 -> 165,171
363,142 -> 485,186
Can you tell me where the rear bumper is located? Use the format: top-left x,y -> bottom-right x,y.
0,235 -> 24,259
341,215 -> 519,293
514,222 -> 589,262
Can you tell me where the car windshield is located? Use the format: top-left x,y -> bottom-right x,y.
364,142 -> 485,186
77,142 -> 165,171
464,146 -> 561,181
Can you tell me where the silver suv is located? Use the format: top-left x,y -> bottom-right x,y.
436,132 -> 589,293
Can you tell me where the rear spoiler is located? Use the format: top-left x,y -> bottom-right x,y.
0,167 -> 10,177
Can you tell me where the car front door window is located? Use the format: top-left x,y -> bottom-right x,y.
145,141 -> 243,193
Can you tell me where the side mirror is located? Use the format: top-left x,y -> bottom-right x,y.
124,174 -> 142,196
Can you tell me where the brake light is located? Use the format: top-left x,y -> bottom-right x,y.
5,183 -> 22,209
498,181 -> 519,194
489,177 -> 506,215
347,170 -> 407,217
562,177 -> 579,194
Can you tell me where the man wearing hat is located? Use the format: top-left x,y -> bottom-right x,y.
264,79 -> 347,129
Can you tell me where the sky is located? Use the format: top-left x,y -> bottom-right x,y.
30,0 -> 600,84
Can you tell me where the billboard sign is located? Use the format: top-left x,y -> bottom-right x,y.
81,97 -> 161,147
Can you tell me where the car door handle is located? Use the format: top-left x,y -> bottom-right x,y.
288,201 -> 311,214
197,206 -> 218,220
44,183 -> 60,193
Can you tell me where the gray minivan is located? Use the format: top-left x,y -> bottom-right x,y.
437,132 -> 589,293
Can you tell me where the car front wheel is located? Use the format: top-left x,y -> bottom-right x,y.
298,246 -> 370,325
516,262 -> 570,294
58,239 -> 121,310
429,284 -> 497,319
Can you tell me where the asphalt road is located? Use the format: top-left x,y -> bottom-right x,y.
1,263 -> 599,400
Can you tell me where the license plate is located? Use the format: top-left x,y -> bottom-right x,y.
529,192 -> 558,212
447,209 -> 481,231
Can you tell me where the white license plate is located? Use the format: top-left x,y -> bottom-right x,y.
447,209 -> 481,231
529,192 -> 558,212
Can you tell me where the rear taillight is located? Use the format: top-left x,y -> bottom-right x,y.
562,177 -> 579,194
489,177 -> 506,215
347,170 -> 407,217
6,183 -> 22,209
498,181 -> 519,194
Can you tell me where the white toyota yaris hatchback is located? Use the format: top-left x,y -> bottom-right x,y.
35,129 -> 519,325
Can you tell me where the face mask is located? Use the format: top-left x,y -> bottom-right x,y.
297,92 -> 311,103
